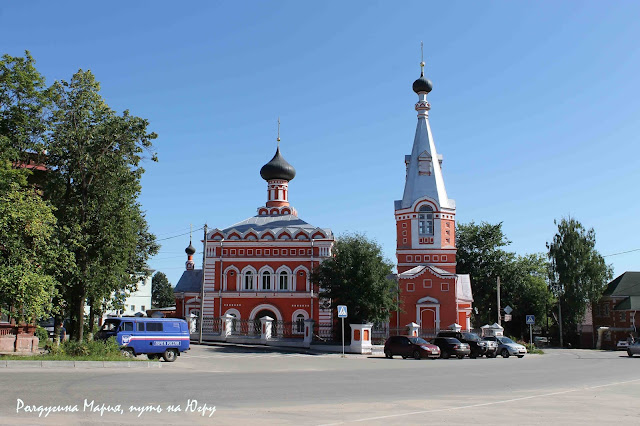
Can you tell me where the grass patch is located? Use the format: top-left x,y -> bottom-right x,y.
1,337 -> 156,361
524,343 -> 544,354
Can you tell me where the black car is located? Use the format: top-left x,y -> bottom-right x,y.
384,335 -> 441,359
432,337 -> 471,359
437,331 -> 498,358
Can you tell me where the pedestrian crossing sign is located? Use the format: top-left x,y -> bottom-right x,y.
337,305 -> 348,318
526,315 -> 535,325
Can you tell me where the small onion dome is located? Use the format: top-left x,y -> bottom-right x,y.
260,147 -> 296,181
412,73 -> 433,94
185,242 -> 196,256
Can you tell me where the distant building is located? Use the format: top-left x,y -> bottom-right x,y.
174,138 -> 335,335
87,273 -> 153,321
593,271 -> 640,349
390,60 -> 473,332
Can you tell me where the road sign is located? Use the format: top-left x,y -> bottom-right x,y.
337,305 -> 348,318
526,315 -> 535,325
504,314 -> 512,322
504,305 -> 513,315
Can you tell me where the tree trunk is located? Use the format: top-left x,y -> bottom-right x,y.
76,287 -> 85,341
88,297 -> 95,336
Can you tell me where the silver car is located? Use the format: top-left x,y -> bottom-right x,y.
483,336 -> 527,358
627,341 -> 640,357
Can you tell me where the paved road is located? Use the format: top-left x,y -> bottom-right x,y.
1,345 -> 639,425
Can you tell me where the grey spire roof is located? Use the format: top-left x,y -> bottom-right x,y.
260,147 -> 296,181
173,269 -> 202,293
396,111 -> 454,210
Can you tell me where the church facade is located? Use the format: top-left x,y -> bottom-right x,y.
390,61 -> 473,332
174,141 -> 335,335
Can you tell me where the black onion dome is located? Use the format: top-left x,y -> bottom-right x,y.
412,73 -> 433,94
185,242 -> 196,255
260,147 -> 296,181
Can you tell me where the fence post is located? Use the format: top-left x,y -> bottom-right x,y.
260,316 -> 274,343
303,319 -> 315,348
349,323 -> 373,354
222,314 -> 234,339
406,322 -> 420,337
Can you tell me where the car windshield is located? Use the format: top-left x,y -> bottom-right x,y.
101,319 -> 120,332
462,332 -> 480,341
409,337 -> 428,345
498,337 -> 515,344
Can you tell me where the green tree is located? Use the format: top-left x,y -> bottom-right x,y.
547,217 -> 612,345
456,221 -> 513,326
152,272 -> 174,308
0,178 -> 63,323
500,253 -> 554,338
0,52 -> 70,324
45,69 -> 159,340
311,233 -> 397,324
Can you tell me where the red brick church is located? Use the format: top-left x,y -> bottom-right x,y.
174,136 -> 335,335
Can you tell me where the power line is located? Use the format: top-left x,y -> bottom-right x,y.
603,248 -> 640,257
155,226 -> 204,242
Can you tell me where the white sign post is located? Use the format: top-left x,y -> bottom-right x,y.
337,305 -> 348,358
526,315 -> 535,347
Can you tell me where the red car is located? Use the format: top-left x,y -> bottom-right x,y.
384,335 -> 441,359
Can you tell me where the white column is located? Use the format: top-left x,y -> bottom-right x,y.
349,323 -> 373,354
222,314 -> 234,338
303,319 -> 315,348
406,322 -> 420,337
260,316 -> 274,343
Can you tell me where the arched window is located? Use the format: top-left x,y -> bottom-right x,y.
244,271 -> 254,290
295,314 -> 305,333
418,205 -> 434,236
279,271 -> 288,291
262,271 -> 271,291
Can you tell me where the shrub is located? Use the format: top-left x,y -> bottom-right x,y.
35,326 -> 50,343
59,337 -> 121,357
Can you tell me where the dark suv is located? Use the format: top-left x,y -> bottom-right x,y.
437,331 -> 498,358
432,337 -> 470,359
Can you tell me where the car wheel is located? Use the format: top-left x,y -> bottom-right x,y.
457,354 -> 465,359
385,350 -> 393,359
489,352 -> 497,358
441,351 -> 450,359
628,351 -> 633,358
121,348 -> 134,358
413,350 -> 421,360
470,352 -> 477,359
501,349 -> 510,358
163,349 -> 178,362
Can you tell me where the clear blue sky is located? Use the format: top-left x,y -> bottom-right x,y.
2,1 -> 639,287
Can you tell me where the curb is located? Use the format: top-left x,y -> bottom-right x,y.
0,360 -> 161,369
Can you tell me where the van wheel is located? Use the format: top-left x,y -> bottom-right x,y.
163,349 -> 178,362
121,348 -> 134,358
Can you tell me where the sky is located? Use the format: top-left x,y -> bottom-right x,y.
2,1 -> 639,287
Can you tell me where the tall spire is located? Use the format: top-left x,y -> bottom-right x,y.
398,53 -> 453,211
277,117 -> 281,148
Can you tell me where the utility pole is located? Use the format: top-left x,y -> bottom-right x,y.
558,297 -> 563,348
497,276 -> 501,326
198,224 -> 208,344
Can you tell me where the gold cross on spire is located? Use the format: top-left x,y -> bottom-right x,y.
420,41 -> 425,76
277,117 -> 281,148
189,223 -> 192,244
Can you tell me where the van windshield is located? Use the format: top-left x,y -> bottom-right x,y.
101,319 -> 120,332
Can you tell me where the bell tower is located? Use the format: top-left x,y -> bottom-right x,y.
395,52 -> 457,274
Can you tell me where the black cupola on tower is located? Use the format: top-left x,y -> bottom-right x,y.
260,147 -> 296,181
185,242 -> 196,256
412,70 -> 433,94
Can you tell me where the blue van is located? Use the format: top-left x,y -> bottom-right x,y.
95,317 -> 190,362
